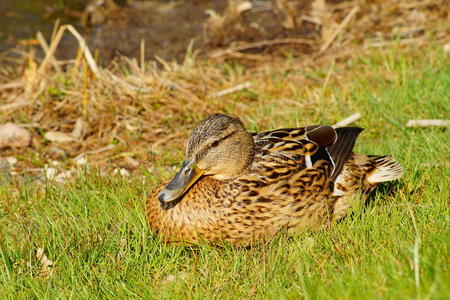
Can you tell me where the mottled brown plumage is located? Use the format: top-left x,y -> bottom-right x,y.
146,114 -> 404,245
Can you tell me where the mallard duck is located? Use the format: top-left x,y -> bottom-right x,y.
146,114 -> 403,244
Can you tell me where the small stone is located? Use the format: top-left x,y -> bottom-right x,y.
120,156 -> 139,169
0,123 -> 32,149
5,157 -> 18,167
119,168 -> 130,176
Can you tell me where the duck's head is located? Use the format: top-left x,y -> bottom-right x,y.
158,114 -> 255,203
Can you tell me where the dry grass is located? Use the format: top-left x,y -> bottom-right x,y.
0,0 -> 448,178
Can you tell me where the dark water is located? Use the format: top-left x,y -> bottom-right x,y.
0,0 -> 315,64
0,0 -> 221,63
0,0 -> 87,53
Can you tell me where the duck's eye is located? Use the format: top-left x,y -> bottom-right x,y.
210,140 -> 220,147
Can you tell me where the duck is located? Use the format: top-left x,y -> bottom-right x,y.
146,114 -> 404,245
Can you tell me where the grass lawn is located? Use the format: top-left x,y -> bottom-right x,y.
1,42 -> 449,299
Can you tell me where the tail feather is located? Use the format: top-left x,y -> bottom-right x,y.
367,155 -> 404,183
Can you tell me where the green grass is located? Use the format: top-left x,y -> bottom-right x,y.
1,43 -> 449,299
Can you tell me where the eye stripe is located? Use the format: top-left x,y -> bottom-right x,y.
211,130 -> 237,147
196,130 -> 238,161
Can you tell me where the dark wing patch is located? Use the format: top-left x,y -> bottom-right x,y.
311,147 -> 334,170
270,131 -> 290,138
306,125 -> 337,147
327,127 -> 364,180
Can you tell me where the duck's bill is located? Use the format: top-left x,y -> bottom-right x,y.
158,159 -> 203,203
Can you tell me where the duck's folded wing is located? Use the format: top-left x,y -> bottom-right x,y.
252,126 -> 363,181
253,127 -> 321,159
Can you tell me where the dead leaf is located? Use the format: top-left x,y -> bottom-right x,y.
276,0 -> 297,29
71,118 -> 84,139
236,1 -> 252,14
44,131 -> 75,143
46,146 -> 67,159
36,248 -> 54,277
117,238 -> 127,260
311,0 -> 335,41
205,0 -> 252,44
74,155 -> 87,165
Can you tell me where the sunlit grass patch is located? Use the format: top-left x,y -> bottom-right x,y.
1,41 -> 449,299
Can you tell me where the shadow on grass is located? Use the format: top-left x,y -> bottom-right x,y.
336,180 -> 405,224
